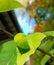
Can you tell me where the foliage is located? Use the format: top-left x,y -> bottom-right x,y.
41,49 -> 54,65
14,32 -> 46,65
0,40 -> 17,65
0,0 -> 54,65
30,31 -> 54,65
0,31 -> 54,65
27,1 -> 54,64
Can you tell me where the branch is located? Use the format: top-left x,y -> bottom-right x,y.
0,28 -> 14,38
0,28 -> 54,59
37,48 -> 54,59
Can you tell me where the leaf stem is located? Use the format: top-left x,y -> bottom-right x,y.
0,28 -> 54,59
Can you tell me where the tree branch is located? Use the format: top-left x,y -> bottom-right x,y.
0,28 -> 14,38
37,48 -> 54,59
0,28 -> 54,59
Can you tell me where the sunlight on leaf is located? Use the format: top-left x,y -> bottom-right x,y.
14,32 -> 46,65
0,31 -> 54,65
0,0 -> 24,12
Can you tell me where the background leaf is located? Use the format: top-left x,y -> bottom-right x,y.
40,40 -> 54,51
41,49 -> 54,65
43,31 -> 54,36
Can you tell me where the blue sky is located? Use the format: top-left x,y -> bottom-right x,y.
18,13 -> 36,35
14,8 -> 51,35
14,9 -> 36,35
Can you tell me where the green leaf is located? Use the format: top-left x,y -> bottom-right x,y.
0,0 -> 24,12
40,40 -> 54,51
0,40 -> 17,65
14,33 -> 30,54
36,39 -> 54,56
35,31 -> 54,59
43,31 -> 54,36
41,49 -> 54,65
14,32 -> 46,65
1,31 -> 54,65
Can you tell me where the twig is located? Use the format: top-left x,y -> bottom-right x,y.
37,48 -> 54,59
0,28 -> 54,59
0,28 -> 14,38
